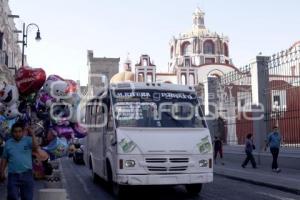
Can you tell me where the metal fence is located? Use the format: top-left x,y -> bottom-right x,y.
265,45 -> 300,148
217,65 -> 253,145
215,44 -> 300,148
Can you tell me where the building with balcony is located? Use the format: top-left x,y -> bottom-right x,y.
0,0 -> 22,80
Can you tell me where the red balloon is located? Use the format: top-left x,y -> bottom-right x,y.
15,66 -> 46,95
65,79 -> 78,93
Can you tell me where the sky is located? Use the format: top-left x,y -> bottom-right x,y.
9,0 -> 300,85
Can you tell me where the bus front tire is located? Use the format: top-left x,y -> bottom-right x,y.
112,183 -> 127,198
107,162 -> 126,197
185,184 -> 202,195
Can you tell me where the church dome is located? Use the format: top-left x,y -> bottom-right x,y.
110,71 -> 135,84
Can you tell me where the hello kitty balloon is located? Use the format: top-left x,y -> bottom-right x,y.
51,80 -> 69,99
4,103 -> 21,119
43,75 -> 64,95
0,83 -> 19,106
65,93 -> 81,123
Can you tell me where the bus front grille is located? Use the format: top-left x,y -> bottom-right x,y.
147,166 -> 188,172
145,158 -> 167,163
169,166 -> 188,171
169,158 -> 189,163
147,166 -> 168,171
145,157 -> 189,163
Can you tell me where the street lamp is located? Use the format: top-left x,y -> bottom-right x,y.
272,101 -> 281,128
18,23 -> 42,67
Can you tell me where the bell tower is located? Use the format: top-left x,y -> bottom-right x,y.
123,53 -> 132,72
193,7 -> 205,29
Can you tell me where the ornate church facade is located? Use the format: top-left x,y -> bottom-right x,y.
129,8 -> 238,114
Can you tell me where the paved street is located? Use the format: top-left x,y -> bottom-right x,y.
60,158 -> 300,200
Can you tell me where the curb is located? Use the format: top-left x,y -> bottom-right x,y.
214,172 -> 300,195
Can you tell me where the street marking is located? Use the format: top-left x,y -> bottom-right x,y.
67,159 -> 90,195
257,192 -> 297,200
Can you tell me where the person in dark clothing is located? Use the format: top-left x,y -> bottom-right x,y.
213,136 -> 224,165
242,134 -> 257,168
265,126 -> 282,172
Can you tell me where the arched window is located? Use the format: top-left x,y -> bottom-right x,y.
181,42 -> 192,55
147,73 -> 153,82
143,58 -> 148,66
203,40 -> 215,54
138,73 -> 144,82
181,74 -> 187,85
224,43 -> 229,57
189,74 -> 195,86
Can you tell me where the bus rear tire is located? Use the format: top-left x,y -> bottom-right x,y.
185,184 -> 202,195
90,157 -> 99,183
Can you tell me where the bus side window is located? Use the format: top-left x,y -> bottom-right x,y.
86,105 -> 93,128
107,105 -> 114,133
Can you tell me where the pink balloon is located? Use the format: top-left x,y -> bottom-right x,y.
72,123 -> 88,138
37,91 -> 56,107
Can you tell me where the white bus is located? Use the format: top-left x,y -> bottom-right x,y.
83,82 -> 213,196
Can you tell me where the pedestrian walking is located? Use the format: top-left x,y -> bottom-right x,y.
265,126 -> 282,173
241,133 -> 257,168
213,136 -> 224,165
0,122 -> 39,200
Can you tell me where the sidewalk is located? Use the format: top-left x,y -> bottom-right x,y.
0,179 -> 45,200
214,146 -> 300,195
0,159 -> 69,200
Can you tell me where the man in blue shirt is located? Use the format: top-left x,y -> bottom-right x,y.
265,126 -> 282,173
0,122 -> 39,200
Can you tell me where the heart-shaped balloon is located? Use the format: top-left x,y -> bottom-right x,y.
65,79 -> 78,94
15,66 -> 46,95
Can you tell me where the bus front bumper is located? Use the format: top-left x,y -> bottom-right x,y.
116,172 -> 213,185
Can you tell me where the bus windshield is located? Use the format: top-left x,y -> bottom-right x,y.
111,89 -> 206,128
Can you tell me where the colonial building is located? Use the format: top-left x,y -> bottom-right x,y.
0,0 -> 22,82
87,50 -> 119,96
168,7 -> 236,86
134,54 -> 156,82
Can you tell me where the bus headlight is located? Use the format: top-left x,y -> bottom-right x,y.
199,160 -> 208,167
125,160 -> 136,168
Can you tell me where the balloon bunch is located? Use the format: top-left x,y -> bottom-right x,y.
0,77 -> 26,140
0,66 -> 88,161
35,73 -> 88,160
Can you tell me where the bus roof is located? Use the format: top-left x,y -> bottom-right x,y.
110,82 -> 196,93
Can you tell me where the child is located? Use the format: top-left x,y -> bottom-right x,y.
242,134 -> 257,168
